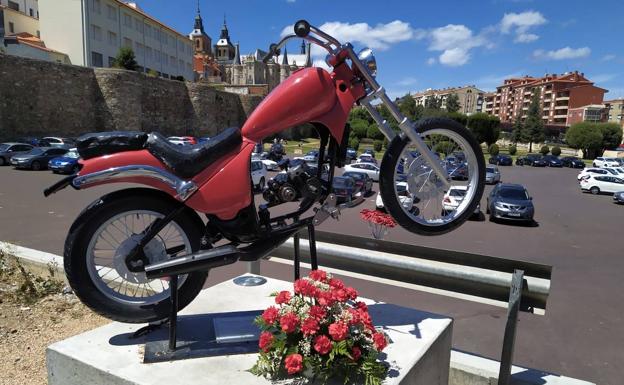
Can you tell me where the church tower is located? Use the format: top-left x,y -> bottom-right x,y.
188,1 -> 212,57
214,15 -> 236,63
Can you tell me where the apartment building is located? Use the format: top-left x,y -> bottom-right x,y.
483,71 -> 606,126
0,0 -> 39,39
604,99 -> 624,127
412,85 -> 485,115
39,0 -> 194,80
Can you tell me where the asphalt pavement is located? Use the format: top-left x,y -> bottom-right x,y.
0,164 -> 622,384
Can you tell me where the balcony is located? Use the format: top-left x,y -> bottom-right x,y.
554,105 -> 568,110
556,96 -> 570,101
554,114 -> 568,119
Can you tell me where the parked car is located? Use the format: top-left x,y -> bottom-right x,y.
613,191 -> 624,204
446,161 -> 469,180
332,176 -> 360,203
0,143 -> 34,166
261,159 -> 279,171
10,147 -> 68,170
14,137 -> 40,146
542,155 -> 563,167
486,183 -> 535,222
605,167 -> 624,176
48,148 -> 80,174
485,165 -> 501,184
306,164 -> 330,181
580,175 -> 624,195
303,150 -> 319,163
40,137 -> 76,148
342,171 -> 373,196
167,136 -> 196,146
516,154 -> 546,167
376,182 -> 414,211
346,148 -> 357,161
488,154 -> 513,166
362,149 -> 376,158
357,153 -> 377,164
593,157 -> 620,168
344,162 -> 380,181
442,186 -> 482,218
577,167 -> 619,180
561,156 -> 585,168
251,160 -> 267,191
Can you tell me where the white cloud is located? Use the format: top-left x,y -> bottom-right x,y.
472,71 -> 526,91
286,0 -> 296,2
602,54 -> 616,62
426,57 -> 436,66
396,77 -> 418,87
500,11 -> 546,43
533,46 -> 591,60
514,33 -> 539,43
427,24 -> 488,66
439,48 -> 470,66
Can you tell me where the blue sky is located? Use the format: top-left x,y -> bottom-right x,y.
141,0 -> 623,99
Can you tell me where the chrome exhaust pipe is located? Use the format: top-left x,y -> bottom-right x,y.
145,245 -> 240,279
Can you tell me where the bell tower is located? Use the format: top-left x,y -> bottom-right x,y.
188,1 -> 212,57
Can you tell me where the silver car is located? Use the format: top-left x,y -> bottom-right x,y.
485,165 -> 501,184
0,143 -> 34,166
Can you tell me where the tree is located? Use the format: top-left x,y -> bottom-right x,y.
540,145 -> 550,155
565,122 -> 603,159
509,145 -> 517,155
489,143 -> 500,156
510,117 -> 524,144
366,125 -> 385,140
147,69 -> 158,77
373,140 -> 383,152
350,119 -> 370,139
446,112 -> 468,126
425,95 -> 441,109
467,113 -> 501,146
597,122 -> 623,150
348,137 -> 360,151
398,94 -> 418,120
112,47 -> 138,71
551,146 -> 561,156
445,93 -> 461,113
524,90 -> 545,152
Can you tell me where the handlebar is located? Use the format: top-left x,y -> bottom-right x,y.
261,19 -> 339,64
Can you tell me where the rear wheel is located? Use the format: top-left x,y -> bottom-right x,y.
31,161 -> 41,171
64,190 -> 208,323
380,118 -> 485,235
590,186 -> 600,195
0,157 -> 5,166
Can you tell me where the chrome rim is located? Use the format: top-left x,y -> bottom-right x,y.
393,128 -> 480,226
86,210 -> 191,305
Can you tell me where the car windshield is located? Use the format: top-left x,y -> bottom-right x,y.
396,184 -> 407,193
66,150 -> 79,159
332,178 -> 350,187
0,144 -> 9,152
499,188 -> 529,200
449,189 -> 466,197
27,148 -> 45,155
486,167 -> 496,173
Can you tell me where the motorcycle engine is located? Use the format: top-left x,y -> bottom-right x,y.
262,161 -> 322,206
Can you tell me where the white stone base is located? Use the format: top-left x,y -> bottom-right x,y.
47,276 -> 453,385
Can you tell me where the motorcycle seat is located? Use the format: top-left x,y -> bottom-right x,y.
77,131 -> 148,160
145,127 -> 242,179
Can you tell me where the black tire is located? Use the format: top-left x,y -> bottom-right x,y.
64,188 -> 208,323
31,161 -> 41,171
380,118 -> 485,235
590,186 -> 600,195
0,157 -> 5,166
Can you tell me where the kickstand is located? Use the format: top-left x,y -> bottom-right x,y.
308,223 -> 318,271
293,224 -> 319,280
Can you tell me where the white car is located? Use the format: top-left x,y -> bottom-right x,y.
593,157 -> 621,168
577,167 -> 618,180
376,182 -> 414,211
41,137 -> 74,148
251,160 -> 267,190
605,167 -> 624,176
357,154 -> 377,164
580,175 -> 624,194
261,159 -> 279,171
485,165 -> 501,184
344,162 -> 380,181
167,136 -> 195,146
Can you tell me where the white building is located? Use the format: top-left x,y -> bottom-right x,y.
39,0 -> 194,80
0,0 -> 38,19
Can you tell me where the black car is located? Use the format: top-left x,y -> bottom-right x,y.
10,147 -> 68,170
516,154 -> 546,167
486,183 -> 535,223
0,143 -> 34,166
542,155 -> 563,167
561,156 -> 585,168
488,154 -> 513,166
614,191 -> 624,204
342,171 -> 373,196
332,176 -> 360,203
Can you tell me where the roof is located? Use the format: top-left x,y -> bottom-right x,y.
3,33 -> 68,54
112,1 -> 191,41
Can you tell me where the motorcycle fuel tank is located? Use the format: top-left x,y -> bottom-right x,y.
242,67 -> 337,142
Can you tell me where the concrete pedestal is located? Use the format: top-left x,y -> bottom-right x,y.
47,276 -> 453,385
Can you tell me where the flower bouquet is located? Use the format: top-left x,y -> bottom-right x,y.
360,209 -> 397,240
250,270 -> 389,385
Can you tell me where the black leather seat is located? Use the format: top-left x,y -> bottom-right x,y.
77,131 -> 148,160
145,127 -> 242,179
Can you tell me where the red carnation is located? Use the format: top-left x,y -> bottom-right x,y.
258,331 -> 274,352
309,305 -> 326,320
345,286 -> 358,300
329,278 -> 345,290
328,322 -> 349,341
275,290 -> 291,305
313,335 -> 332,355
331,288 -> 349,303
280,312 -> 300,333
284,353 -> 304,375
355,301 -> 368,311
373,332 -> 388,351
359,310 -> 374,330
347,308 -> 361,325
262,306 -> 279,325
301,317 -> 320,336
309,269 -> 327,282
317,290 -> 336,307
294,279 -> 317,297
351,346 -> 362,361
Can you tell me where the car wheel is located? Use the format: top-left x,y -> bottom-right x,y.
489,214 -> 496,222
0,157 -> 5,166
590,186 -> 600,195
31,161 -> 41,171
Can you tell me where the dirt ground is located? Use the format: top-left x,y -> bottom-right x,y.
0,257 -> 106,385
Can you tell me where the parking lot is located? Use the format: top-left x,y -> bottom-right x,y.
0,164 -> 622,384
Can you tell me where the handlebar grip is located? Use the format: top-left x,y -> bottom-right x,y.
294,20 -> 311,37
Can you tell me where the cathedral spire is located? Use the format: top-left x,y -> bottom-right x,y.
300,40 -> 306,55
280,47 -> 289,65
220,14 -> 230,39
193,0 -> 204,32
233,42 -> 241,65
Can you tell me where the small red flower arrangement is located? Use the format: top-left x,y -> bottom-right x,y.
360,209 -> 397,239
250,270 -> 389,384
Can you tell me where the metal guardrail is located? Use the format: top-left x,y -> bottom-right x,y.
270,230 -> 551,313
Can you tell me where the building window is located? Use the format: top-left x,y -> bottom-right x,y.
134,18 -> 142,32
92,0 -> 101,14
154,50 -> 160,62
92,51 -> 104,67
7,1 -> 19,11
9,22 -> 15,34
135,42 -> 143,56
144,24 -> 151,38
107,5 -> 117,21
91,25 -> 102,41
123,37 -> 132,48
108,56 -> 115,67
108,31 -> 117,46
29,8 -> 34,17
123,13 -> 132,28
145,46 -> 152,61
163,34 -> 168,46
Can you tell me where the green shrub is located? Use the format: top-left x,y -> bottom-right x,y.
489,143 -> 500,156
373,140 -> 383,152
350,119 -> 369,139
540,145 -> 550,155
348,138 -> 360,151
112,46 -> 138,71
509,145 -> 517,155
551,146 -> 561,157
366,125 -> 385,140
434,140 -> 454,155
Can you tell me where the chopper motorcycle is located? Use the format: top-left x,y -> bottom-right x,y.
44,20 -> 485,323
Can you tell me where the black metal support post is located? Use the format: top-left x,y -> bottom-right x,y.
307,223 -> 318,271
168,274 -> 179,351
497,269 -> 524,385
293,231 -> 301,280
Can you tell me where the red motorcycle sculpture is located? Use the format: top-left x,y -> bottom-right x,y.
45,20 -> 484,323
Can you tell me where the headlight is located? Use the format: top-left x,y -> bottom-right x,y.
357,48 -> 377,77
494,202 -> 507,210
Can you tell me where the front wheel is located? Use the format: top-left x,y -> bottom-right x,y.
64,189 -> 208,323
379,118 -> 485,235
